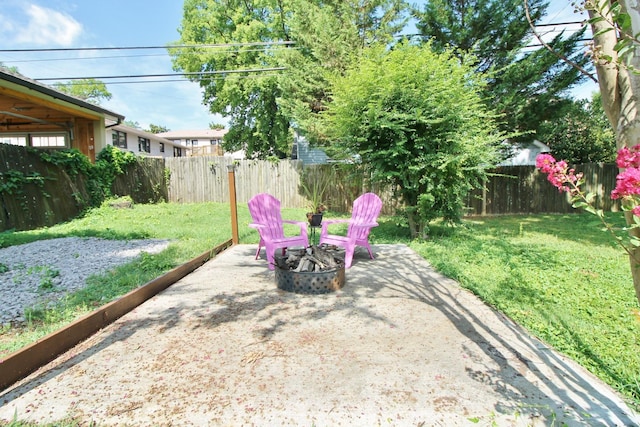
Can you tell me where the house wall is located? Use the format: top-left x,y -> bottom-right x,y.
106,125 -> 180,158
157,129 -> 231,157
499,140 -> 551,166
74,119 -> 95,162
167,137 -> 225,157
293,134 -> 330,165
92,117 -> 107,155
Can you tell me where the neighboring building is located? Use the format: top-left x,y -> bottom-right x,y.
0,68 -> 124,162
157,129 -> 238,157
107,124 -> 184,158
292,133 -> 330,165
499,140 -> 551,166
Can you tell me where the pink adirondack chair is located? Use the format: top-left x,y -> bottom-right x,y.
319,192 -> 382,268
248,193 -> 309,270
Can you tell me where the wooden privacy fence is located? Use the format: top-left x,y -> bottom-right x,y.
164,157 -> 397,214
0,144 -> 91,232
165,157 -> 307,208
0,142 -> 625,232
465,164 -> 620,215
164,158 -> 621,216
112,157 -> 167,204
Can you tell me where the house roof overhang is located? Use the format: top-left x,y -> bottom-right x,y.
0,69 -> 124,132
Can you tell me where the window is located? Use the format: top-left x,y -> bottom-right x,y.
191,139 -> 198,146
210,139 -> 221,145
138,137 -> 151,153
1,136 -> 27,146
112,130 -> 127,149
173,146 -> 182,157
159,143 -> 165,153
31,135 -> 66,147
2,133 -> 67,148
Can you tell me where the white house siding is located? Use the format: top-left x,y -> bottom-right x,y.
499,140 -> 551,166
157,129 -> 233,157
106,125 -> 181,158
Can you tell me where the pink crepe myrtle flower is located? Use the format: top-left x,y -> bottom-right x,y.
535,154 -> 582,195
611,167 -> 640,200
537,149 -> 640,263
616,144 -> 640,169
537,150 -> 640,217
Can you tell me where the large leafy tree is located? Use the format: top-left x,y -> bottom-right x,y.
537,93 -> 616,163
319,42 -> 504,237
412,0 -> 589,139
52,78 -> 112,105
277,0 -> 406,136
170,0 -> 406,159
147,124 -> 170,134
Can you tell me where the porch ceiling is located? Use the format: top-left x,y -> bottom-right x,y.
0,87 -> 100,133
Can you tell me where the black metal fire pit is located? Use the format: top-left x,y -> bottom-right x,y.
274,246 -> 345,294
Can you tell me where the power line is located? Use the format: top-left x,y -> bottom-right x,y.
5,53 -> 169,63
0,41 -> 295,53
2,46 -> 300,64
35,67 -> 287,81
536,21 -> 585,27
57,74 -> 282,85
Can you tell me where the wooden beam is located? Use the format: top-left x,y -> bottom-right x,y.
0,240 -> 233,392
0,86 -> 101,121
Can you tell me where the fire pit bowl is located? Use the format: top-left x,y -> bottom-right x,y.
274,246 -> 345,294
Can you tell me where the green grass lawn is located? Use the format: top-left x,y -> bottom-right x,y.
1,201 -> 639,411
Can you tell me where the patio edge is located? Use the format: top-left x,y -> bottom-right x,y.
0,239 -> 233,391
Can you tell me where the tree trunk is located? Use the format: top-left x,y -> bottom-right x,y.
590,0 -> 640,304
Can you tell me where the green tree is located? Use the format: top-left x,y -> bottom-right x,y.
147,124 -> 169,134
319,42 -> 503,237
0,62 -> 20,74
277,0 -> 407,137
537,93 -> 616,164
123,120 -> 141,129
52,78 -> 112,105
412,0 -> 590,139
209,122 -> 225,130
170,0 -> 406,158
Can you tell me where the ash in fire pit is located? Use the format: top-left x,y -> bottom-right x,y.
274,245 -> 345,294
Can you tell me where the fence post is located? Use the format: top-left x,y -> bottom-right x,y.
227,164 -> 239,244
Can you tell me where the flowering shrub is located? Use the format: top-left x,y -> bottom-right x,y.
536,150 -> 640,260
535,154 -> 583,196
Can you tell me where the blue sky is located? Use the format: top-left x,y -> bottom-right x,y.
0,0 -> 596,132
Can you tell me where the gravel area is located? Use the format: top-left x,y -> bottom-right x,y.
0,237 -> 171,326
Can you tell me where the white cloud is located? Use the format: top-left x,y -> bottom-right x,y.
14,4 -> 82,46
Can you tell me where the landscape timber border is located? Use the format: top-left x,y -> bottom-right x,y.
0,239 -> 234,391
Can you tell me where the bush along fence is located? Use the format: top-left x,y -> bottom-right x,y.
0,143 -> 623,232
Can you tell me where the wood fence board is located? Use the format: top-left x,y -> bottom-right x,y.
0,142 -> 626,231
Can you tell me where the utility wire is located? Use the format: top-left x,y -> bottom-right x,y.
535,21 -> 586,27
57,74 -> 281,85
0,41 -> 295,53
35,67 -> 287,81
3,46 -> 300,64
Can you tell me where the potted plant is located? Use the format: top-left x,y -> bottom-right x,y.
307,204 -> 326,226
301,170 -> 331,226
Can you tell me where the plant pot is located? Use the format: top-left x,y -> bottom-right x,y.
307,213 -> 323,226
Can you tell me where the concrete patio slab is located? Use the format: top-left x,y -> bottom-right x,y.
0,244 -> 637,426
